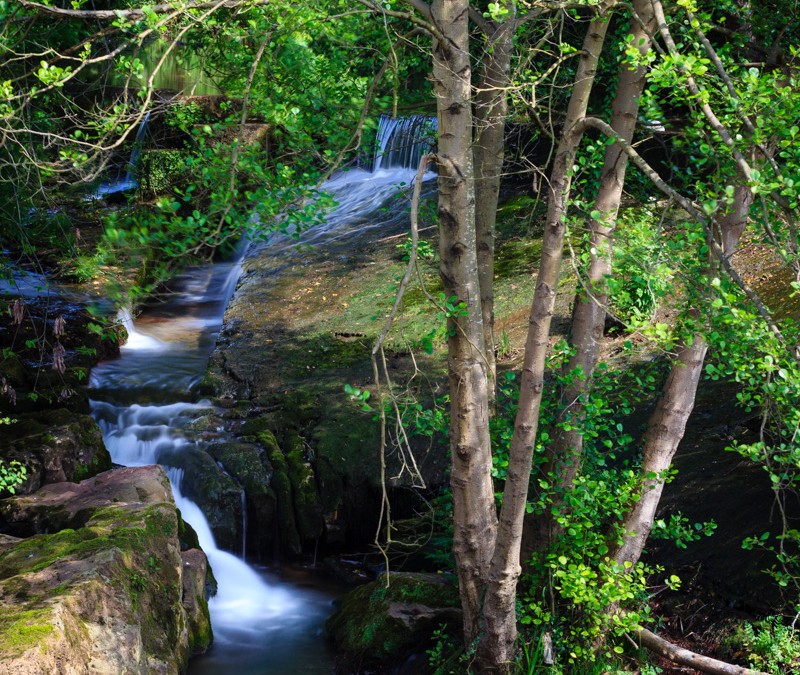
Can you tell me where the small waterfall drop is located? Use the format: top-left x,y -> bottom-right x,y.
373,113 -> 437,172
260,113 -> 437,255
93,111 -> 151,197
125,111 -> 151,184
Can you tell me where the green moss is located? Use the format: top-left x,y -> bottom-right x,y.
286,431 -> 322,541
261,433 -> 299,553
327,573 -> 460,665
177,512 -> 201,551
187,593 -> 213,654
0,608 -> 54,656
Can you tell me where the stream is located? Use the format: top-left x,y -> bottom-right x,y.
86,115 -> 436,673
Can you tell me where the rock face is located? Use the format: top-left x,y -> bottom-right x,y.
195,241 -> 451,560
0,465 -> 212,674
1,409 -> 111,497
327,572 -> 461,672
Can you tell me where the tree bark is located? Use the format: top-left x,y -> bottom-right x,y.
473,8 -> 515,400
431,0 -> 497,646
478,8 -> 613,668
547,0 -> 656,494
611,334 -> 708,564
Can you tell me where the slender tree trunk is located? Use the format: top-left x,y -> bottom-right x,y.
609,0 -> 759,570
539,0 -> 657,536
478,9 -> 613,668
611,334 -> 708,564
430,0 -> 497,646
474,10 -> 515,400
610,184 -> 753,568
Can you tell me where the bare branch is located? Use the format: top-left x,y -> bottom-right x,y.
637,627 -> 769,675
16,0 -> 267,21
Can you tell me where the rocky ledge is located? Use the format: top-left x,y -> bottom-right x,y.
0,465 -> 212,674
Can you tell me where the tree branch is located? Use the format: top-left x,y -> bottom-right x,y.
579,115 -> 796,361
637,627 -> 769,675
16,0 -> 265,20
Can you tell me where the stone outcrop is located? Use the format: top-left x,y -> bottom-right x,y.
1,409 -> 111,497
0,465 -> 212,674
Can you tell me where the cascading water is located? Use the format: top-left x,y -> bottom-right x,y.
264,114 -> 437,257
93,111 -> 151,198
87,114 -> 436,673
125,110 -> 152,184
373,114 -> 437,172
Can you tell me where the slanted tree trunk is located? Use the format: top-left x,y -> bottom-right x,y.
473,8 -> 515,400
611,333 -> 708,563
610,0 -> 759,572
478,8 -> 613,668
536,0 -> 657,544
610,183 -> 753,567
430,0 -> 497,646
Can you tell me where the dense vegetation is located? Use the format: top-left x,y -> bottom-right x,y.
2,0 -> 800,672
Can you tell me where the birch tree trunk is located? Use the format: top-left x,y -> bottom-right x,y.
478,9 -> 613,667
610,184 -> 753,568
474,10 -> 515,399
540,0 -> 656,533
431,0 -> 497,645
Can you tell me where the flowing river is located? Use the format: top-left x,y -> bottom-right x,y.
86,115 -> 436,673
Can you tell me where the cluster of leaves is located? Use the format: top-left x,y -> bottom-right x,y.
734,616 -> 800,674
0,458 -> 27,496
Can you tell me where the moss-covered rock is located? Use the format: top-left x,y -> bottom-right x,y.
205,440 -> 277,559
261,430 -> 302,556
0,409 -> 111,497
327,572 -> 461,670
0,465 -> 212,673
285,430 -> 323,543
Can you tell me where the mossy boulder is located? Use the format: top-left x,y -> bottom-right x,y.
285,430 -> 323,543
0,465 -> 212,674
0,409 -> 111,496
327,572 -> 461,670
260,430 -> 302,556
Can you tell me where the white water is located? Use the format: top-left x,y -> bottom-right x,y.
89,262 -> 330,672
87,114 -> 437,672
92,111 -> 151,198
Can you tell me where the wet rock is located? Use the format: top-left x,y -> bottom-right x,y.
157,445 -> 242,553
181,548 -> 213,656
285,430 -> 323,543
0,409 -> 111,496
205,440 -> 277,559
0,465 -> 212,674
327,572 -> 461,671
261,430 -> 302,556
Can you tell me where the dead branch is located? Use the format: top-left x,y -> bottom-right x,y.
636,627 -> 769,675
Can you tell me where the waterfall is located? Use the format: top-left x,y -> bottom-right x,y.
372,113 -> 437,172
125,111 -> 151,184
260,114 -> 438,255
87,113 -> 440,672
93,112 -> 151,198
88,248 -> 339,673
